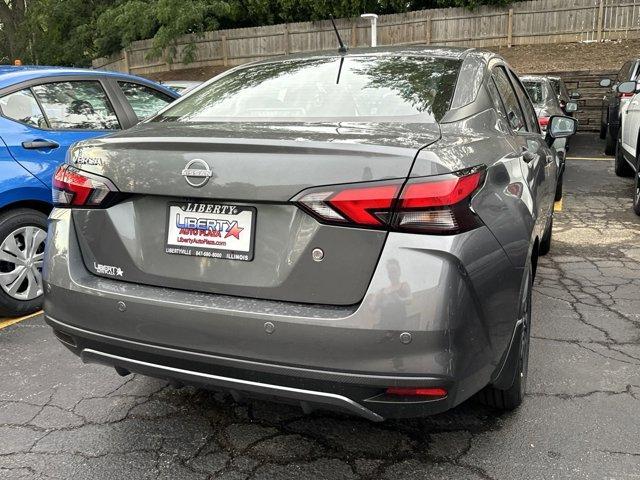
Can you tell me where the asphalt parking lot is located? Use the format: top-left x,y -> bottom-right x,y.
1,133 -> 639,480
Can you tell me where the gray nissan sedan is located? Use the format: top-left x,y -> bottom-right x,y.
43,46 -> 576,420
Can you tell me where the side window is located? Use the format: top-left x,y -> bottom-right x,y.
618,61 -> 633,82
486,79 -> 510,132
118,82 -> 173,120
510,73 -> 540,134
0,89 -> 47,128
31,81 -> 120,130
492,67 -> 527,133
631,62 -> 640,82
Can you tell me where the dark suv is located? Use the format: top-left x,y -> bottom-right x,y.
600,59 -> 640,155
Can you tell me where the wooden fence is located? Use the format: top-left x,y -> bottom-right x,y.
93,0 -> 640,76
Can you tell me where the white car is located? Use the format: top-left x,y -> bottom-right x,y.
616,81 -> 640,215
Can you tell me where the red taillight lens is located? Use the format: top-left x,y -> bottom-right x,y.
52,164 -> 117,207
538,116 -> 550,129
295,166 -> 485,234
325,184 -> 400,226
620,92 -> 634,98
385,387 -> 448,398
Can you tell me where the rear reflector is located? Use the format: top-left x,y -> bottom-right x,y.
385,387 -> 448,398
294,166 -> 485,234
52,164 -> 118,207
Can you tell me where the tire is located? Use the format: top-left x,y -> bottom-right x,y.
0,209 -> 48,317
539,215 -> 553,256
633,169 -> 640,216
614,132 -> 634,177
605,126 -> 616,156
599,123 -> 607,140
477,264 -> 532,411
554,171 -> 564,201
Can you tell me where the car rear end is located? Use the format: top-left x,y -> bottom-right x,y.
43,52 -> 521,419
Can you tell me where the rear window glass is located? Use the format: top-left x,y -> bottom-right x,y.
0,89 -> 46,128
154,56 -> 461,123
523,81 -> 544,105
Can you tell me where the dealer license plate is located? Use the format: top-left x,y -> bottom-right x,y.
165,202 -> 255,261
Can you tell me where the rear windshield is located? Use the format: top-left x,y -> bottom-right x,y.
523,81 -> 545,105
153,56 -> 461,123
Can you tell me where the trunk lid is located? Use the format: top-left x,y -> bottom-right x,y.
71,122 -> 441,305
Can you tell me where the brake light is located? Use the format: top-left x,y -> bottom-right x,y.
618,92 -> 634,98
328,184 -> 400,226
538,116 -> 550,129
52,164 -> 118,207
295,166 -> 485,234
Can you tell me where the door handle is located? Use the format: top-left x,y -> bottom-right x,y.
22,140 -> 59,150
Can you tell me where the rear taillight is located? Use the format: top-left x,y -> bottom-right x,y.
619,92 -> 634,98
295,166 -> 485,235
538,116 -> 550,130
52,164 -> 118,207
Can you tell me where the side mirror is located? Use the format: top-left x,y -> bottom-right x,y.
546,116 -> 578,145
617,81 -> 637,94
565,101 -> 578,113
600,78 -> 612,88
570,91 -> 581,99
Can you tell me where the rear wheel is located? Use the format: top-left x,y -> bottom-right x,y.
477,264 -> 532,411
554,171 -> 564,201
0,209 -> 47,317
539,215 -> 553,256
633,169 -> 640,216
615,131 -> 634,177
605,126 -> 616,156
599,120 -> 607,140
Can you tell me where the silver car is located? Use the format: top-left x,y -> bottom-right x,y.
522,75 -> 577,201
43,47 -> 576,420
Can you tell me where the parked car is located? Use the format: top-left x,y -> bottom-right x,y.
161,81 -> 203,95
600,59 -> 640,155
614,80 -> 640,215
0,66 -> 178,317
43,46 -> 576,420
547,75 -> 580,116
522,75 -> 578,200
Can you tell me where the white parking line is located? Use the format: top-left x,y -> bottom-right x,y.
566,156 -> 612,161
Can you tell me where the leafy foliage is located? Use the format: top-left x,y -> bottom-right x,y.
1,0 -> 521,67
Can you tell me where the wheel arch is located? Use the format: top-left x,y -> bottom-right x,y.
0,199 -> 52,217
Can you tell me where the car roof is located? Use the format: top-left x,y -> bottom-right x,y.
162,81 -> 202,86
247,45 -> 498,67
0,65 -> 178,96
520,75 -> 551,84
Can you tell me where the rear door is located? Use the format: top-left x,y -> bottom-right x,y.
622,92 -> 640,158
0,77 -> 123,188
491,66 -> 554,232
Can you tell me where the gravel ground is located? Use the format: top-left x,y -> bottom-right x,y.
1,133 -> 639,480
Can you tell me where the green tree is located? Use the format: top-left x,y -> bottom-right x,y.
95,0 -> 232,63
23,0 -> 113,66
0,0 -> 28,62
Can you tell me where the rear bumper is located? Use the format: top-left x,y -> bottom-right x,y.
48,315 -> 462,420
43,208 -> 522,419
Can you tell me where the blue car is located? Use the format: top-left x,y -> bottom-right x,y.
0,66 -> 178,317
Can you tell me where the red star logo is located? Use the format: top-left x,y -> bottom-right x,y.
224,221 -> 243,239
